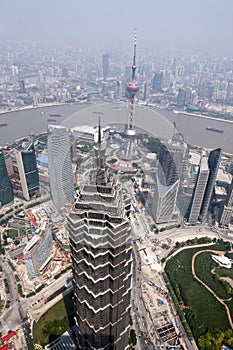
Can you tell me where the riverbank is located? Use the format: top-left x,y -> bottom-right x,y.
0,101 -> 233,153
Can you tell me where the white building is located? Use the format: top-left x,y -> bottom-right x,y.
211,254 -> 232,269
24,226 -> 53,279
70,124 -> 110,144
48,125 -> 74,210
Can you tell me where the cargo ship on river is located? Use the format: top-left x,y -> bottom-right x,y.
206,127 -> 224,134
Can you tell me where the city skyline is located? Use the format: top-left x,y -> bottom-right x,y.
1,5 -> 233,348
0,105 -> 233,349
0,0 -> 233,53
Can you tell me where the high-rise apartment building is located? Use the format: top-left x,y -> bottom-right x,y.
186,153 -> 209,224
199,148 -> 222,222
0,147 -> 14,206
67,127 -> 132,349
16,138 -> 40,201
48,125 -> 74,210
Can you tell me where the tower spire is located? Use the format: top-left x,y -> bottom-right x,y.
132,29 -> 137,81
93,116 -> 107,185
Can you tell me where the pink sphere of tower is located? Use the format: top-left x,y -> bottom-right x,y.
127,82 -> 139,94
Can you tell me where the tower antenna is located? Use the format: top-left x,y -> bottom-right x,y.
132,29 -> 137,81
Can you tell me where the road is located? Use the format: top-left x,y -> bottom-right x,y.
0,256 -> 29,348
24,271 -> 72,322
132,240 -> 154,350
0,256 -> 71,349
130,195 -> 203,350
0,256 -> 22,323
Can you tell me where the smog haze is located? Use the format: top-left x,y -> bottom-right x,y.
0,0 -> 232,53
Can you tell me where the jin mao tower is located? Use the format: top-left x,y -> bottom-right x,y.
67,122 -> 132,349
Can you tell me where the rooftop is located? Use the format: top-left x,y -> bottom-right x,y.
1,331 -> 16,343
212,254 -> 232,268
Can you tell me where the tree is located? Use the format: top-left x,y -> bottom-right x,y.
3,234 -> 8,240
128,329 -> 137,347
198,328 -> 225,350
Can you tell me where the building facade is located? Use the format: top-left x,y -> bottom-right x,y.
24,225 -> 53,279
152,133 -> 188,223
199,148 -> 222,222
16,139 -> 40,201
67,131 -> 132,349
102,53 -> 109,81
48,125 -> 74,210
219,178 -> 233,226
186,153 -> 209,224
0,147 -> 14,206
152,176 -> 179,223
152,71 -> 163,92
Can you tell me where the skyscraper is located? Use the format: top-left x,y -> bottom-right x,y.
48,125 -> 74,210
67,124 -> 132,349
219,178 -> 233,226
152,176 -> 179,224
152,71 -> 163,92
199,148 -> 222,222
0,147 -> 14,206
16,138 -> 40,201
177,88 -> 186,108
102,53 -> 109,81
186,153 -> 209,224
152,133 -> 187,223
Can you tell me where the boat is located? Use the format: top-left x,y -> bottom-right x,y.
50,114 -> 61,117
206,127 -> 224,134
47,119 -> 56,123
0,123 -> 7,127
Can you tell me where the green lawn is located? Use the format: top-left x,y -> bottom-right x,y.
165,245 -> 232,340
217,266 -> 233,280
33,292 -> 75,346
195,253 -> 230,299
8,229 -> 18,239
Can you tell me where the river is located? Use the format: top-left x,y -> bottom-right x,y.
0,102 -> 232,154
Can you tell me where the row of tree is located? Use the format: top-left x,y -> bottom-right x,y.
198,328 -> 233,350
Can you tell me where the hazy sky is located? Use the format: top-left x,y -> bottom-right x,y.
0,0 -> 233,53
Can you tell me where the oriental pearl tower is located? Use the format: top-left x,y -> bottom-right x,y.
124,30 -> 139,158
